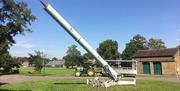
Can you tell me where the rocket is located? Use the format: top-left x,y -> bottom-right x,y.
40,0 -> 118,81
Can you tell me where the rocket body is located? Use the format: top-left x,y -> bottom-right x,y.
41,2 -> 118,81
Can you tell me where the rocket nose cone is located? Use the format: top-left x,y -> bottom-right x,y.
40,0 -> 47,7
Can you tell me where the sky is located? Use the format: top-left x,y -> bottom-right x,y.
10,0 -> 180,59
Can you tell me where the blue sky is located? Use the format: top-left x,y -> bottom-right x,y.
10,0 -> 179,58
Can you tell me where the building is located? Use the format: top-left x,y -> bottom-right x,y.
132,48 -> 180,75
19,57 -> 30,67
46,59 -> 65,67
21,60 -> 29,67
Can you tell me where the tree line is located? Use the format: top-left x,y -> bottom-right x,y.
63,35 -> 166,68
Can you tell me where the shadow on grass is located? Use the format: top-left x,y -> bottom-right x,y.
0,89 -> 31,91
0,73 -> 18,76
20,72 -> 53,76
0,82 -> 8,86
54,82 -> 85,85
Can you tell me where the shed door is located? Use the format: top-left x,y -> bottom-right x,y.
154,63 -> 162,75
143,63 -> 150,74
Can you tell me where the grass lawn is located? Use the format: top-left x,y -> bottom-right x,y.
19,67 -> 75,76
1,79 -> 180,91
1,67 -> 180,91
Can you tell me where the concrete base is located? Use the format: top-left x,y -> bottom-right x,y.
87,77 -> 136,88
104,79 -> 136,88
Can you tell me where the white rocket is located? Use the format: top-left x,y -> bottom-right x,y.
40,0 -> 118,81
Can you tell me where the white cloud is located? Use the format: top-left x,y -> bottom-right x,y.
14,41 -> 34,49
10,40 -> 35,57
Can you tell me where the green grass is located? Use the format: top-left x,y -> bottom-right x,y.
19,67 -> 75,76
1,79 -> 180,91
1,67 -> 180,91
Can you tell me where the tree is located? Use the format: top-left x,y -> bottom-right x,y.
147,38 -> 166,49
83,52 -> 94,60
130,34 -> 147,50
0,0 -> 36,53
122,34 -> 147,59
52,57 -> 58,61
63,45 -> 84,68
28,51 -> 46,73
0,55 -> 20,73
82,52 -> 98,65
121,42 -> 137,60
97,39 -> 120,60
0,0 -> 36,73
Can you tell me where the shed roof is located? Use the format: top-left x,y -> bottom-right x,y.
132,48 -> 179,58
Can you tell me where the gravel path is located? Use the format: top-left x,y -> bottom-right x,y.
0,75 -> 79,85
0,75 -> 180,85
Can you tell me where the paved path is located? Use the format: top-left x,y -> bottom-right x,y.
136,76 -> 180,83
0,75 -> 180,85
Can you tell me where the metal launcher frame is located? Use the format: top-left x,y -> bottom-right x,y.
40,0 -> 136,88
